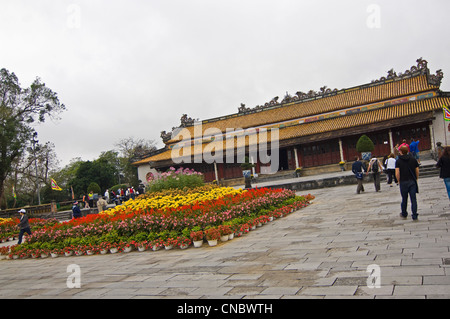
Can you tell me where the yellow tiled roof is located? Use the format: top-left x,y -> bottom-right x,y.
279,96 -> 450,140
135,95 -> 450,165
167,74 -> 438,144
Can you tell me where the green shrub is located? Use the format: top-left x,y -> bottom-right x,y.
87,182 -> 101,194
356,134 -> 375,153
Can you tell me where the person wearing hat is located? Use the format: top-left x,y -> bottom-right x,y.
72,201 -> 82,219
17,209 -> 32,244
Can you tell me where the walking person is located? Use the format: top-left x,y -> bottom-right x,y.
399,139 -> 410,153
436,146 -> 450,200
385,153 -> 398,186
367,156 -> 384,192
17,209 -> 32,244
395,145 -> 420,221
96,196 -> 108,213
352,156 -> 366,194
83,193 -> 90,208
104,189 -> 110,203
72,201 -> 82,219
410,138 -> 421,165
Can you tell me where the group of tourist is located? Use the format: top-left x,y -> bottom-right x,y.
352,138 -> 450,222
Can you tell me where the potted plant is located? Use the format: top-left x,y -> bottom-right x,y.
205,227 -> 221,246
295,167 -> 303,177
123,241 -> 133,253
86,244 -> 97,255
50,245 -> 62,258
31,248 -> 41,259
339,161 -> 346,171
74,245 -> 85,256
218,225 -> 232,242
136,240 -> 148,252
98,242 -> 109,254
240,223 -> 250,234
40,242 -> 51,258
109,242 -> 124,254
356,134 -> 375,161
0,246 -> 9,260
190,230 -> 204,248
177,237 -> 191,249
63,246 -> 74,257
132,232 -> 149,251
151,239 -> 164,251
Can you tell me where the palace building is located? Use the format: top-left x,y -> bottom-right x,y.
133,58 -> 450,184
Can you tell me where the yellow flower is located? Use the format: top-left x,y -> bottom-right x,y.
100,186 -> 246,216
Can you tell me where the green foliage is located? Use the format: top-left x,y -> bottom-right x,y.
87,182 -> 101,194
70,159 -> 116,196
110,184 -> 129,193
240,156 -> 255,170
356,134 -> 375,153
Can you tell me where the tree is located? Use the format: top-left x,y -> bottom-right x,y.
0,68 -> 66,208
114,137 -> 157,186
69,158 -> 116,197
10,141 -> 60,206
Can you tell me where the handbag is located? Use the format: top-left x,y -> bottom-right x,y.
407,166 -> 419,193
356,172 -> 363,180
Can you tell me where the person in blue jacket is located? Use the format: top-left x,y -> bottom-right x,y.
352,156 -> 367,194
72,201 -> 82,219
409,138 -> 420,165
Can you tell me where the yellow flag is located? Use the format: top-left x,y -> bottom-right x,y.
51,178 -> 62,191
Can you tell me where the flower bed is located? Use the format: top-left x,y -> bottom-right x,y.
0,217 -> 59,243
0,186 -> 314,260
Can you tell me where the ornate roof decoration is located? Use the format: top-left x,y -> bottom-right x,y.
180,114 -> 198,127
370,58 -> 443,86
159,58 -> 444,144
160,130 -> 172,143
160,114 -> 199,142
236,57 -> 443,115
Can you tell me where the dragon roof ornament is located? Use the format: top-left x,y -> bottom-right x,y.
237,58 -> 443,114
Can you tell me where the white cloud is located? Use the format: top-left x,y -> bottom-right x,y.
1,0 -> 450,166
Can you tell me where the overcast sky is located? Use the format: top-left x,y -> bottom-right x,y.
1,0 -> 450,167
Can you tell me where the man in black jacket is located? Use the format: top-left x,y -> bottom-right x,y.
17,209 -> 32,244
352,156 -> 366,194
395,145 -> 420,221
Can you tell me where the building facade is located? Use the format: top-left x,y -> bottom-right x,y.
134,59 -> 450,184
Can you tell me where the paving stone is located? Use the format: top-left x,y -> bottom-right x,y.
1,174 -> 449,300
298,285 -> 358,296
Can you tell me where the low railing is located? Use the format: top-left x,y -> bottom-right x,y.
0,200 -> 79,219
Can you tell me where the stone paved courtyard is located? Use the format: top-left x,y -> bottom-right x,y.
0,175 -> 449,299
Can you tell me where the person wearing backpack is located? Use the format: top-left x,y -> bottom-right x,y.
367,156 -> 384,192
